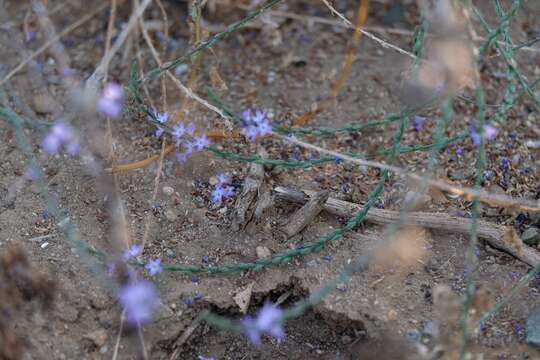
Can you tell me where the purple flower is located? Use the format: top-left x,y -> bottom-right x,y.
149,111 -> 169,138
41,122 -> 79,156
193,134 -> 211,151
97,82 -> 124,118
484,124 -> 498,140
171,123 -> 187,142
199,356 -> 215,360
414,115 -> 426,132
186,123 -> 196,135
145,259 -> 163,276
242,109 -> 272,141
211,185 -> 235,204
155,112 -> 169,124
155,127 -> 165,138
117,281 -> 159,326
455,146 -> 463,157
241,302 -> 285,345
216,174 -> 230,186
123,244 -> 143,261
252,110 -> 267,124
470,123 -> 498,146
175,142 -> 194,163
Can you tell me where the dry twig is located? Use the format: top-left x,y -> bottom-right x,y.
274,186 -> 540,267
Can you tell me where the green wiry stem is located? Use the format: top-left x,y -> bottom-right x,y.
139,0 -> 283,85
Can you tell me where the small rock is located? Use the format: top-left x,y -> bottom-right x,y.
84,329 -> 107,347
32,93 -> 57,114
341,335 -> 352,344
256,246 -> 271,259
387,309 -> 398,321
175,64 -> 189,77
233,283 -> 254,314
165,209 -> 178,222
521,227 -> 540,246
526,307 -> 540,347
526,140 -> 540,149
217,207 -> 227,215
165,249 -> 175,258
209,176 -> 219,186
162,186 -> 174,196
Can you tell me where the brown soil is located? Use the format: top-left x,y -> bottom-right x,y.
1,0 -> 540,359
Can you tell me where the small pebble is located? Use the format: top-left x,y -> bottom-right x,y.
387,309 -> 398,321
165,209 -> 178,222
522,227 -> 540,246
256,246 -> 271,259
162,186 -> 174,196
32,93 -> 57,114
175,64 -> 189,76
526,140 -> 540,149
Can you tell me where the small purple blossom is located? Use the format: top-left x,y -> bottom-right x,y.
117,281 -> 159,326
155,127 -> 165,138
155,112 -> 169,124
194,291 -> 202,301
484,124 -> 498,140
42,122 -> 79,156
211,184 -> 235,204
150,111 -> 169,138
123,244 -> 143,261
97,82 -> 124,118
171,123 -> 187,142
186,123 -> 196,135
183,298 -> 193,306
414,115 -> 426,132
455,146 -> 463,157
216,173 -> 230,186
242,109 -> 272,141
199,356 -> 215,360
175,142 -> 194,163
470,123 -> 498,146
193,134 -> 211,150
145,259 -> 163,276
241,302 -> 285,346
